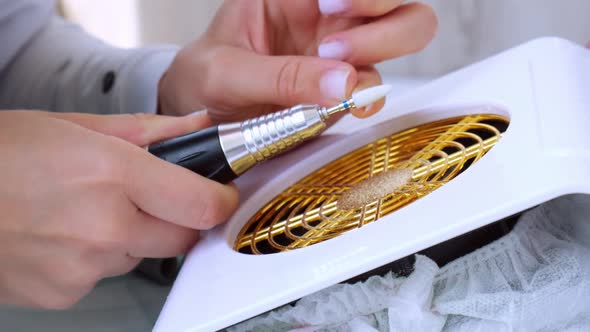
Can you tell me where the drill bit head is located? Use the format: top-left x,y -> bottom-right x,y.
352,84 -> 394,108
326,84 -> 393,116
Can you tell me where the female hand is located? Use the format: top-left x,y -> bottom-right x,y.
0,111 -> 238,309
159,0 -> 437,122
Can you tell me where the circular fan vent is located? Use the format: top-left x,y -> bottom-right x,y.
234,114 -> 509,254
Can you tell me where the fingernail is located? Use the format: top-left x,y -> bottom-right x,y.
185,109 -> 207,117
320,69 -> 350,101
318,0 -> 349,15
318,40 -> 349,60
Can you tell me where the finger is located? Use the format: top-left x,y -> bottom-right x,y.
318,3 -> 437,65
46,111 -> 212,146
319,67 -> 384,126
351,67 -> 386,118
200,46 -> 358,111
102,255 -> 141,277
319,0 -> 404,17
121,145 -> 240,230
125,210 -> 200,259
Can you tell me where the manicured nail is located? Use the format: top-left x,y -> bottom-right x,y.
185,109 -> 207,117
320,69 -> 350,101
318,0 -> 349,15
318,40 -> 350,60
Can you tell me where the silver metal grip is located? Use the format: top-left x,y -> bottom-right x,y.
218,105 -> 327,176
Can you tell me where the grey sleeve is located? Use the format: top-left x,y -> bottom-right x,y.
0,16 -> 180,115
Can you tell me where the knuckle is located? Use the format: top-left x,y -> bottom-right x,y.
120,257 -> 142,275
73,264 -> 103,289
198,47 -> 226,104
276,59 -> 304,101
86,227 -> 124,254
414,3 -> 438,38
122,113 -> 153,144
36,293 -> 80,310
46,259 -> 101,291
194,188 -> 239,229
83,213 -> 131,259
86,236 -> 114,253
195,197 -> 223,230
90,149 -> 122,182
74,211 -> 125,251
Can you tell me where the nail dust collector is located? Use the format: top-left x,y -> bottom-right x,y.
154,38 -> 590,332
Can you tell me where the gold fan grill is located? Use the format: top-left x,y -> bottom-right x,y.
234,114 -> 509,255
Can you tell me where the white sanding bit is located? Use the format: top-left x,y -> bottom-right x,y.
149,85 -> 393,183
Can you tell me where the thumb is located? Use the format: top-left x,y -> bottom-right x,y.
206,46 -> 358,109
47,111 -> 212,146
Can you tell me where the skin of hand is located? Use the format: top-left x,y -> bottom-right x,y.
0,111 -> 238,309
158,0 -> 438,122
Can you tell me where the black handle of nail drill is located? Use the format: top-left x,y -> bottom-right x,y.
148,126 -> 238,183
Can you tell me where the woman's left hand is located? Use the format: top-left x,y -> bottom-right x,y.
159,0 -> 437,121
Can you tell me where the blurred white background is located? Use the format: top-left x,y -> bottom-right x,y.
61,0 -> 590,77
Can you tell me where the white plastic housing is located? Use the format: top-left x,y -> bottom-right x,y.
154,37 -> 590,332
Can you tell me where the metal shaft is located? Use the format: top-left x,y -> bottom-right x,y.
218,100 -> 356,177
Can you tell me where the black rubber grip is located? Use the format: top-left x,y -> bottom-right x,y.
148,126 -> 238,183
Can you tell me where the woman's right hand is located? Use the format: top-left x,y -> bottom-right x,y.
0,111 -> 238,309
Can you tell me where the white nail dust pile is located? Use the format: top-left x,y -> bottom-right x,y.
337,168 -> 413,210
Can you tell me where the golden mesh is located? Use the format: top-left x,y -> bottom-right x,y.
234,114 -> 509,254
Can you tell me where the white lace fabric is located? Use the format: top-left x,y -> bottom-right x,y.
228,195 -> 590,332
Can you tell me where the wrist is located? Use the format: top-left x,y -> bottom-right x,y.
119,46 -> 179,115
156,72 -> 168,115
